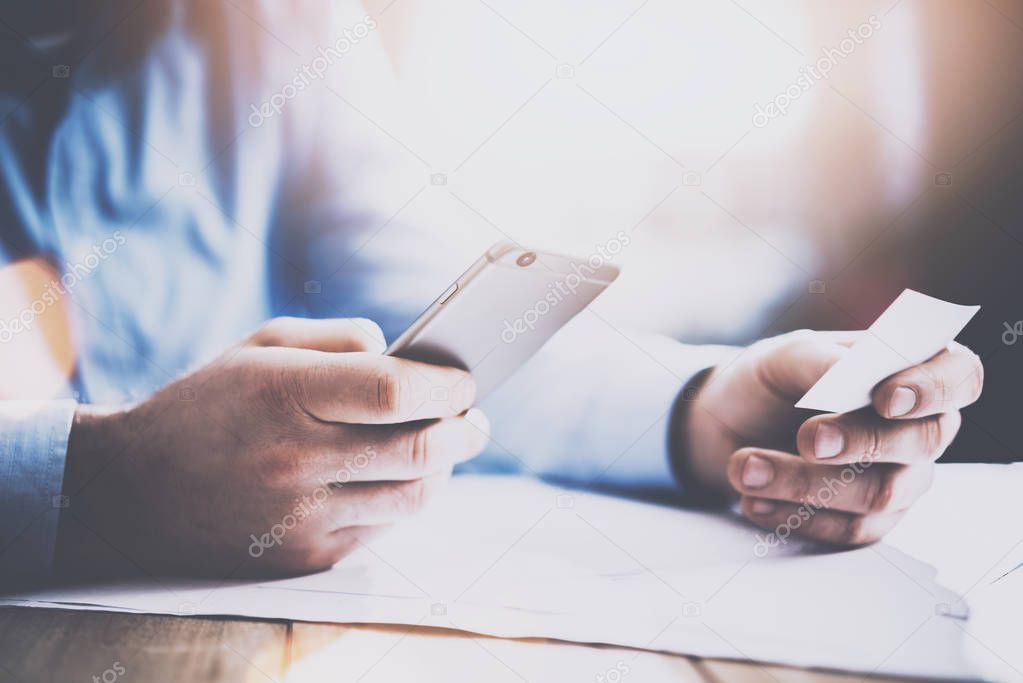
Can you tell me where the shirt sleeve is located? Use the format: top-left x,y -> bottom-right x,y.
0,400 -> 75,587
464,314 -> 736,495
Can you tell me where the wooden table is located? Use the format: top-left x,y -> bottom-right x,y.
0,607 -> 914,682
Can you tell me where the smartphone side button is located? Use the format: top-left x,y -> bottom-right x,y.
438,283 -> 459,304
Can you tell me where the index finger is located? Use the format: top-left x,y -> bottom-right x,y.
871,342 -> 983,419
281,349 -> 477,423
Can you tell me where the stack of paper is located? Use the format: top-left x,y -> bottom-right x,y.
1,472 -> 997,680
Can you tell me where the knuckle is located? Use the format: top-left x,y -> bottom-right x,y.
260,364 -> 309,421
253,316 -> 292,346
280,542 -> 323,572
842,516 -> 873,546
921,415 -> 944,457
295,542 -> 353,573
300,549 -> 332,572
406,426 -> 434,474
374,369 -> 409,417
262,450 -> 302,485
866,468 -> 897,513
329,535 -> 362,565
279,527 -> 372,571
863,423 -> 882,462
928,372 -> 951,408
258,461 -> 290,490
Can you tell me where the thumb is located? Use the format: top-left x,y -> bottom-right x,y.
247,317 -> 387,353
755,331 -> 856,399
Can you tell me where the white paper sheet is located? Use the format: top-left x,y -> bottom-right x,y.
886,463 -> 1023,683
4,469 -> 1010,681
965,569 -> 1023,683
796,289 -> 980,413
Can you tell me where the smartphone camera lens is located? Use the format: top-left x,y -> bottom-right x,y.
516,251 -> 537,268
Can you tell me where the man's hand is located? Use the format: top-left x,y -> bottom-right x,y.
56,317 -> 489,579
679,330 -> 983,546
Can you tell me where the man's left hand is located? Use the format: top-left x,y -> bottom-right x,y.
679,331 -> 984,546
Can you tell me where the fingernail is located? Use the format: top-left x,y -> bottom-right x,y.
814,423 -> 844,459
750,499 -> 775,515
741,455 -> 774,489
889,386 -> 917,417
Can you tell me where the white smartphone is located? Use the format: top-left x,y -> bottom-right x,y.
386,241 -> 620,399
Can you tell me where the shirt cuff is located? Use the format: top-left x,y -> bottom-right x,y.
0,400 -> 76,588
667,366 -> 731,506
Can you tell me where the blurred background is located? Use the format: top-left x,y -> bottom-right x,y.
3,0 -> 1022,461
356,0 -> 1023,462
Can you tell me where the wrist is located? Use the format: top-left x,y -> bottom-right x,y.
670,368 -> 734,504
56,403 -> 135,576
64,404 -> 132,493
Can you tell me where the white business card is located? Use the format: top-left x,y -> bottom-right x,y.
795,289 -> 980,413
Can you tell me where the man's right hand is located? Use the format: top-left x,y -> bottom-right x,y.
55,317 -> 489,579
